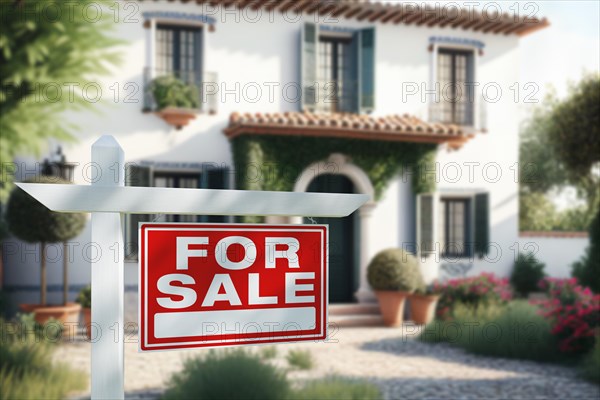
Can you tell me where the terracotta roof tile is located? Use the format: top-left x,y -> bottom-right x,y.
224,111 -> 474,148
146,1 -> 549,37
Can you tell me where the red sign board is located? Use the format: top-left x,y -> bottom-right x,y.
139,223 -> 328,351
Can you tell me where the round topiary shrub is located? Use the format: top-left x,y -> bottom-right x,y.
367,248 -> 424,292
6,176 -> 87,306
162,349 -> 289,400
6,176 -> 86,244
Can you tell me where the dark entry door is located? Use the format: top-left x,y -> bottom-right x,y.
305,174 -> 356,303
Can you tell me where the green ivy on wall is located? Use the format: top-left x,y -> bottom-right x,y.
231,135 -> 438,200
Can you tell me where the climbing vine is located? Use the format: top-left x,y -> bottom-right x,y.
231,135 -> 438,199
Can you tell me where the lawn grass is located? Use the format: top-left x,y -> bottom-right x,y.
291,377 -> 381,400
286,349 -> 314,370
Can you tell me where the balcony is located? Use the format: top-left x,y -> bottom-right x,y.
429,94 -> 487,132
143,68 -> 218,129
307,80 -> 360,114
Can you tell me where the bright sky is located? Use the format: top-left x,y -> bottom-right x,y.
383,1 -> 600,98
519,1 -> 600,99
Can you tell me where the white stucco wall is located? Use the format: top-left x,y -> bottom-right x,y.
3,1 -> 526,310
517,235 -> 589,278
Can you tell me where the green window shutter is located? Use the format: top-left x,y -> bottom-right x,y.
417,193 -> 435,255
358,27 -> 375,114
126,163 -> 151,187
301,22 -> 318,112
125,164 -> 152,259
474,192 -> 490,257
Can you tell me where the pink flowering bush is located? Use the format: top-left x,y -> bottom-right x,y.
434,273 -> 513,320
537,277 -> 600,354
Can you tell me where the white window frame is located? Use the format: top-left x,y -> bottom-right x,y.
429,42 -> 481,131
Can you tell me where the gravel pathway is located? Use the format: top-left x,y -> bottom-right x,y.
58,327 -> 600,400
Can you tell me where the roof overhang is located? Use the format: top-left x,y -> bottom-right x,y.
141,0 -> 549,37
224,112 -> 476,150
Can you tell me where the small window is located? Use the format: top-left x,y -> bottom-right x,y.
153,172 -> 200,223
317,35 -> 354,113
434,48 -> 475,126
301,23 -> 375,114
440,198 -> 471,257
156,24 -> 202,78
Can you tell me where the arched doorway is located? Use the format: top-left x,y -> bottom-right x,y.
292,154 -> 376,303
305,174 -> 358,303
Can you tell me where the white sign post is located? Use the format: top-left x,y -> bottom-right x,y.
90,136 -> 125,399
17,135 -> 368,400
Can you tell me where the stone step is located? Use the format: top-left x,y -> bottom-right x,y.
328,314 -> 385,327
329,303 -> 380,316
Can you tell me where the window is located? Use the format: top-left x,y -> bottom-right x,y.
317,36 -> 353,112
301,23 -> 375,114
144,24 -> 211,112
124,165 -> 230,260
416,192 -> 489,258
440,198 -> 471,257
153,172 -> 200,223
156,24 -> 202,78
435,48 -> 475,126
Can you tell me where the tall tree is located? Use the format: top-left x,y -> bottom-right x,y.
546,74 -> 600,214
0,0 -> 121,201
519,76 -> 600,230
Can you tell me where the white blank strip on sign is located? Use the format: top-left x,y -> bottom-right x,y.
15,184 -> 368,217
154,307 -> 316,339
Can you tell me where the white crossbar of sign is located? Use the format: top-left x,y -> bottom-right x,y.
15,184 -> 369,217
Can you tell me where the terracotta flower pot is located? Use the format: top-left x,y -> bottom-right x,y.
155,107 -> 197,129
82,307 -> 92,339
20,303 -> 82,336
409,294 -> 440,325
374,291 -> 410,327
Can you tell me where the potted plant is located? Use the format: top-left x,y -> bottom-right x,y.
76,286 -> 91,339
149,75 -> 200,129
6,176 -> 87,326
367,248 -> 424,327
409,282 -> 442,325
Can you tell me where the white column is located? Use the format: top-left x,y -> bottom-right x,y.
91,136 -> 124,400
355,203 -> 376,303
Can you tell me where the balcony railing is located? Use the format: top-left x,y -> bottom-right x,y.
429,93 -> 487,131
143,68 -> 218,114
306,80 -> 359,114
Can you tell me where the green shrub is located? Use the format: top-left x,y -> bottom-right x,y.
259,346 -> 277,360
162,349 -> 289,400
581,336 -> 600,384
434,273 -> 513,320
149,75 -> 199,110
367,248 -> 423,292
291,378 -> 381,400
286,349 -> 314,370
511,252 -> 546,297
420,301 -> 565,363
76,286 -> 91,308
572,210 -> 600,293
0,317 -> 86,400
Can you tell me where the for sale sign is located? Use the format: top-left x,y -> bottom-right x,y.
139,223 -> 328,351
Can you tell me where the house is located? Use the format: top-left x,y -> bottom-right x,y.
3,0 -> 548,313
